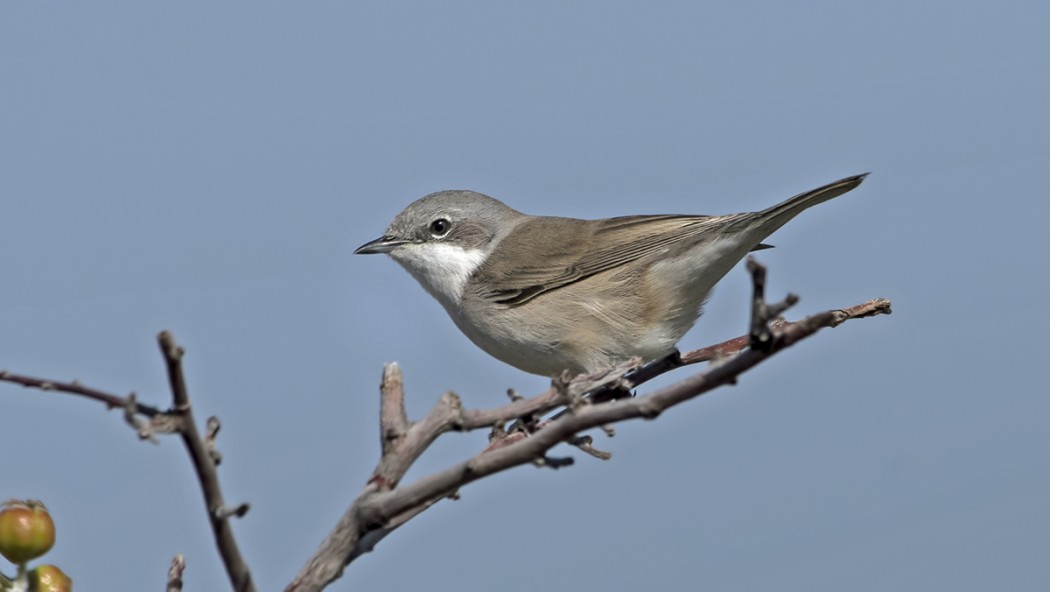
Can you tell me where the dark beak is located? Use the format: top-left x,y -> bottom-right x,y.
354,236 -> 411,255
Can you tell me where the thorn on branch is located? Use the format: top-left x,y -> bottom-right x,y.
110,389 -> 134,412
215,503 -> 250,520
568,435 -> 612,460
534,455 -> 575,470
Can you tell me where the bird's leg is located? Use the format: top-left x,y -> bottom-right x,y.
622,349 -> 683,390
522,350 -> 685,428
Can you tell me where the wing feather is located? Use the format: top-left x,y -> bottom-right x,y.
475,213 -> 749,306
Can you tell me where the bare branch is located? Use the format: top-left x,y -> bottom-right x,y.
167,554 -> 186,592
156,331 -> 255,592
2,261 -> 892,592
0,333 -> 261,592
378,362 -> 409,456
0,370 -> 162,417
567,434 -> 612,460
288,259 -> 892,592
681,298 -> 891,365
358,305 -> 874,525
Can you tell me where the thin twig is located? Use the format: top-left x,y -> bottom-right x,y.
167,554 -> 186,592
0,370 -> 162,416
157,331 -> 255,592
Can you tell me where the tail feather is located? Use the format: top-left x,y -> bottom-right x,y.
758,173 -> 869,229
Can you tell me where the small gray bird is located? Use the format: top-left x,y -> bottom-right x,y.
356,174 -> 867,376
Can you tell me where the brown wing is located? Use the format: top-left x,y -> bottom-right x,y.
474,213 -> 749,306
473,174 -> 868,307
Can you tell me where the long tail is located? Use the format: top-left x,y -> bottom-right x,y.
756,173 -> 869,232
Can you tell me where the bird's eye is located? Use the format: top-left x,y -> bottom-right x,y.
429,218 -> 452,238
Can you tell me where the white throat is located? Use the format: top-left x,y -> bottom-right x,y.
391,243 -> 486,307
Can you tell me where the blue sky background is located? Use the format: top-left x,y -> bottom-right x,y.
2,2 -> 1048,590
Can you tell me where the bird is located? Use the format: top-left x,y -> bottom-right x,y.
356,173 -> 868,376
